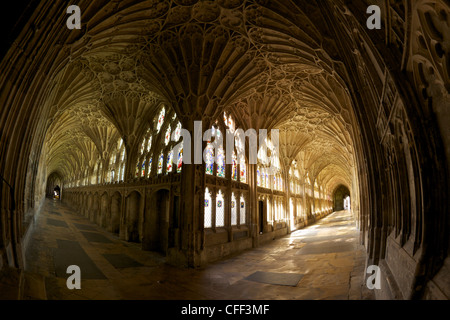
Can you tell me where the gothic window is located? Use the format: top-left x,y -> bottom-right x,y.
136,108 -> 182,178
239,156 -> 247,183
98,162 -> 103,184
141,160 -> 146,177
119,162 -> 125,181
205,142 -> 214,175
261,168 -> 267,188
140,139 -> 145,154
156,107 -> 165,133
92,162 -> 98,185
135,163 -> 140,177
157,153 -> 164,175
216,190 -> 225,227
232,152 -> 238,181
106,138 -> 126,182
204,188 -> 212,229
223,111 -> 235,132
231,193 -> 237,226
177,143 -> 183,173
146,135 -> 152,153
240,195 -> 246,225
174,122 -> 182,141
164,125 -> 171,146
166,149 -> 173,174
257,166 -> 261,186
216,145 -> 225,178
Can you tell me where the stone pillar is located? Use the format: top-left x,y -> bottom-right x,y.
166,119 -> 206,268
311,177 -> 316,219
225,136 -> 232,242
284,167 -> 291,233
248,163 -> 258,248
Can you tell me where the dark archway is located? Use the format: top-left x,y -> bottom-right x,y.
125,191 -> 141,242
143,189 -> 170,254
110,192 -> 122,234
333,185 -> 351,212
45,172 -> 62,199
100,192 -> 109,229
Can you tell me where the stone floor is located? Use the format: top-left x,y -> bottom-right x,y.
24,199 -> 374,300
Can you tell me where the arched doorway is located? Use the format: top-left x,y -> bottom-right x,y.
110,192 -> 121,234
333,185 -> 351,212
100,192 -> 109,229
344,196 -> 351,211
93,193 -> 100,225
125,191 -> 141,242
53,185 -> 60,200
46,172 -> 62,200
143,189 -> 170,254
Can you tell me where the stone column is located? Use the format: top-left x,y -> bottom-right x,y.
165,119 -> 207,268
248,163 -> 258,248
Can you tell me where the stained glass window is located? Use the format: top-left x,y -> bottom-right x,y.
205,142 -> 214,175
231,193 -> 237,226
204,188 -> 212,228
141,160 -> 146,177
174,122 -> 182,141
257,167 -> 261,186
146,136 -> 152,153
166,149 -> 173,174
140,140 -> 145,154
228,116 -> 234,132
156,107 -> 165,133
164,125 -> 171,145
177,143 -> 183,173
232,152 -> 237,181
157,153 -> 164,174
136,163 -> 140,177
216,145 -> 225,178
240,195 -> 246,225
216,191 -> 224,227
239,156 -> 246,183
261,169 -> 266,188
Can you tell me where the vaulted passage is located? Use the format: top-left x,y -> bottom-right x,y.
24,199 -> 372,300
0,0 -> 449,300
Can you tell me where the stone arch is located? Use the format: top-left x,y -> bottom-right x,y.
87,193 -> 94,220
125,190 -> 142,242
143,188 -> 170,254
93,192 -> 100,225
100,192 -> 109,229
333,185 -> 351,212
110,191 -> 122,234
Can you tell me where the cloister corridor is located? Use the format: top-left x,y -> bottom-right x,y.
22,199 -> 373,300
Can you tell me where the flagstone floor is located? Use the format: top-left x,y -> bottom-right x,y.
24,199 -> 374,300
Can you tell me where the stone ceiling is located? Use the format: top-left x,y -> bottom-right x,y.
43,0 -> 359,192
